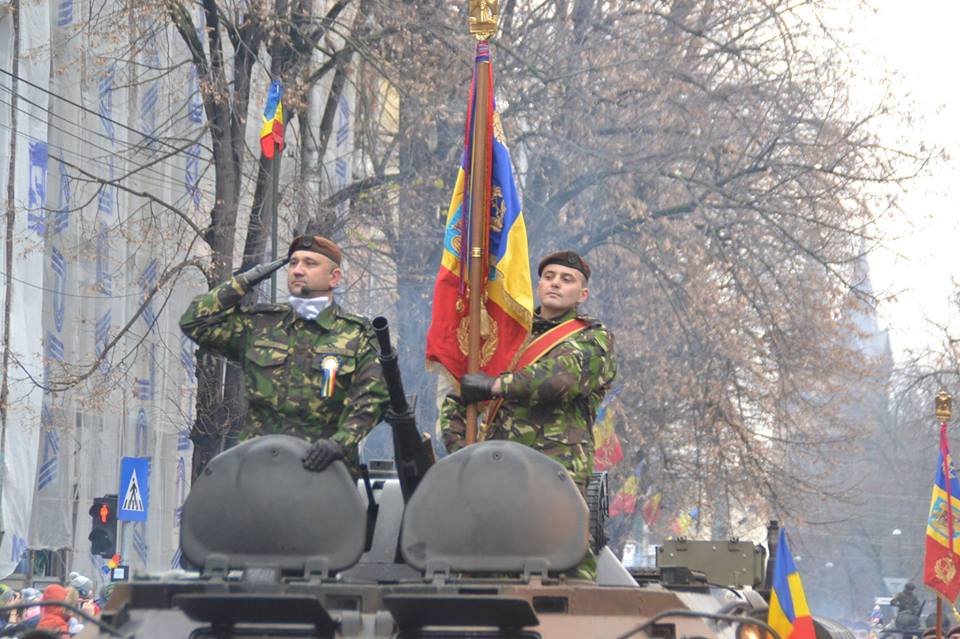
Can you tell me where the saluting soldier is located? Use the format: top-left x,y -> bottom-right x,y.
180,234 -> 388,472
441,250 -> 617,493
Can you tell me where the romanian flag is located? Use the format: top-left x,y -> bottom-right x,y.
641,492 -> 662,527
259,80 -> 284,159
609,476 -> 638,517
767,528 -> 816,639
923,425 -> 960,602
593,389 -> 623,471
425,41 -> 533,378
670,506 -> 699,537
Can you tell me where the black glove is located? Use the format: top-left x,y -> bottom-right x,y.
302,439 -> 347,472
234,257 -> 289,292
460,372 -> 497,404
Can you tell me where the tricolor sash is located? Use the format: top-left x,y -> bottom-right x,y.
481,317 -> 592,431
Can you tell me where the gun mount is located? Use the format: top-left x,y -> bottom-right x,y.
372,316 -> 433,501
86,437 -> 796,639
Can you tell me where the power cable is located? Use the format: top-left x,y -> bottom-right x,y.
0,64 -> 210,160
0,90 -> 218,201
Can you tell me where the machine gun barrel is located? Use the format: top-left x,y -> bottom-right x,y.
373,316 -> 409,413
372,316 -> 433,501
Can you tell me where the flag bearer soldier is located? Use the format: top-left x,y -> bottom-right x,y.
441,250 -> 617,493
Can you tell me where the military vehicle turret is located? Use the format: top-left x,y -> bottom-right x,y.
71,318 -> 786,639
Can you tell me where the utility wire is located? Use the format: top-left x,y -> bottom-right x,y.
0,90 -> 218,201
0,64 -> 210,160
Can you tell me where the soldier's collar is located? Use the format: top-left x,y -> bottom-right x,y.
533,306 -> 579,327
283,299 -> 339,328
316,302 -> 338,330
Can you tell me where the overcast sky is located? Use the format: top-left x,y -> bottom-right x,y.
852,1 -> 960,360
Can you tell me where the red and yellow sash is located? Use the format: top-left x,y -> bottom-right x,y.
482,317 -> 591,430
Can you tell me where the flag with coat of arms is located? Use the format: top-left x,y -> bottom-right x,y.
924,424 -> 960,602
425,41 -> 533,379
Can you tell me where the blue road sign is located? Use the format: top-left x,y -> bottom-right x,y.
118,457 -> 149,522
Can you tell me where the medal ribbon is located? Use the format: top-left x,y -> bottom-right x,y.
320,356 -> 339,398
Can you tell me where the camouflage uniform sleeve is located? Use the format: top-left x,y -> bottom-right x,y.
333,328 -> 389,450
178,277 -> 249,360
498,327 -> 616,402
440,394 -> 467,453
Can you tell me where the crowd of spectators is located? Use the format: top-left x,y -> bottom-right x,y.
0,572 -> 114,638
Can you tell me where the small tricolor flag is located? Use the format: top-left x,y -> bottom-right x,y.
593,386 -> 624,471
767,528 -> 816,639
259,80 -> 284,159
609,476 -> 638,517
923,424 -> 960,602
670,506 -> 699,537
641,492 -> 662,527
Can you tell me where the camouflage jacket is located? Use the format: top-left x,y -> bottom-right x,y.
180,278 -> 388,455
441,308 -> 617,489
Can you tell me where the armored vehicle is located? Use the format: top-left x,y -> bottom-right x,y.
877,602 -> 925,639
72,319 -> 784,639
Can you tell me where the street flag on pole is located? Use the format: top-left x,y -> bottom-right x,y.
593,387 -> 624,471
425,41 -> 533,379
609,476 -> 638,517
923,424 -> 960,602
767,528 -> 816,639
259,80 -> 284,159
641,492 -> 663,527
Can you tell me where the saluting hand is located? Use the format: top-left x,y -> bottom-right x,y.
234,257 -> 290,292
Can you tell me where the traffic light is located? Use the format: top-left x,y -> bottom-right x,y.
88,495 -> 118,557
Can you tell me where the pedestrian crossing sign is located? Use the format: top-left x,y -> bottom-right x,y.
118,457 -> 150,522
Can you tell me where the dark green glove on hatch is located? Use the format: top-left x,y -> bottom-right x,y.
234,257 -> 289,292
302,439 -> 347,472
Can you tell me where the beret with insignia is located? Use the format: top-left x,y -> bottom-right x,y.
288,234 -> 342,265
537,250 -> 591,281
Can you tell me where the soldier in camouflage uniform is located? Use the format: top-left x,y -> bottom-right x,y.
180,235 -> 388,472
441,250 -> 617,493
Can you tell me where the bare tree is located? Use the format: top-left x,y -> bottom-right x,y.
31,0 -> 929,514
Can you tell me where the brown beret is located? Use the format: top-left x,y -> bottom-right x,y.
288,235 -> 342,265
538,250 -> 590,281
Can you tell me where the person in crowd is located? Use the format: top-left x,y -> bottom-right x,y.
35,584 -> 71,638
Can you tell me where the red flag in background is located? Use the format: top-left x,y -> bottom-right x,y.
609,476 -> 638,517
593,388 -> 623,471
641,492 -> 662,527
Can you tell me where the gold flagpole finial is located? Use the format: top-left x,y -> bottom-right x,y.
469,0 -> 499,39
936,389 -> 952,422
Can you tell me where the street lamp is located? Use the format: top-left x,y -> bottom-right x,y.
892,529 -> 903,578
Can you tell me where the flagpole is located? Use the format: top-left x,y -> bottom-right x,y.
464,1 -> 499,444
257,80 -> 285,303
936,390 -> 953,639
269,151 -> 282,303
